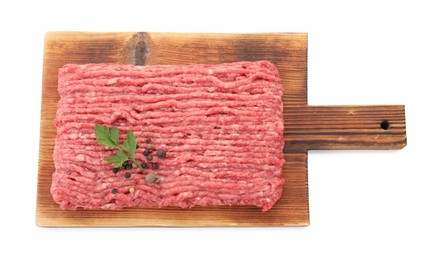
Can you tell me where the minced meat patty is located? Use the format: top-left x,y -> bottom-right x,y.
51,60 -> 285,211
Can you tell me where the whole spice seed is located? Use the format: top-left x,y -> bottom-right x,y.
129,187 -> 135,193
146,144 -> 152,149
120,165 -> 126,170
112,167 -> 119,173
148,149 -> 153,154
146,138 -> 151,143
141,162 -> 148,169
111,188 -> 118,194
143,149 -> 149,156
147,155 -> 153,161
145,173 -> 157,183
124,172 -> 131,179
125,163 -> 133,170
152,163 -> 159,169
156,149 -> 166,158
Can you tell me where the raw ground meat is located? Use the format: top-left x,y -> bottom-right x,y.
51,60 -> 285,211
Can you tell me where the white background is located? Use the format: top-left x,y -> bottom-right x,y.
0,1 -> 431,259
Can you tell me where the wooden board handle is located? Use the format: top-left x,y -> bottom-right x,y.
284,105 -> 407,151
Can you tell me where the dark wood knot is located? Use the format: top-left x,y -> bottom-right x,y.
134,40 -> 147,65
126,32 -> 150,66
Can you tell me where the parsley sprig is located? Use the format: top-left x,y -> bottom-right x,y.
95,124 -> 142,169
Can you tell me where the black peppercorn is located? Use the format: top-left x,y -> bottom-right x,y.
141,162 -> 148,169
143,149 -> 149,156
157,149 -> 166,158
152,163 -> 159,169
125,164 -> 132,170
112,167 -> 119,173
146,138 -> 151,143
125,172 -> 131,179
147,155 -> 153,161
111,188 -> 118,194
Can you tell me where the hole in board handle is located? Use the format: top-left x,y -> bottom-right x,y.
380,120 -> 390,130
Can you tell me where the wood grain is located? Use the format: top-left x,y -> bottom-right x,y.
285,105 -> 407,151
36,32 -> 406,227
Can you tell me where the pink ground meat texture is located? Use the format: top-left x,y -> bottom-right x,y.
51,60 -> 285,211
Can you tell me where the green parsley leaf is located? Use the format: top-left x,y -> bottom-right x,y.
122,130 -> 137,157
95,124 -> 118,148
110,126 -> 119,146
104,150 -> 128,162
104,150 -> 129,168
95,124 -> 142,169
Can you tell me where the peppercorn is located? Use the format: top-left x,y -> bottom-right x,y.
148,149 -> 153,154
152,163 -> 159,169
120,165 -> 126,170
141,162 -> 148,169
143,149 -> 149,156
112,167 -> 119,173
157,149 -> 166,158
125,163 -> 132,170
124,172 -> 131,179
145,173 -> 157,183
147,155 -> 153,161
146,138 -> 151,143
111,188 -> 118,194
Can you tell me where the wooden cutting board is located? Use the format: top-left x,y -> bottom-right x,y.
36,32 -> 407,227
